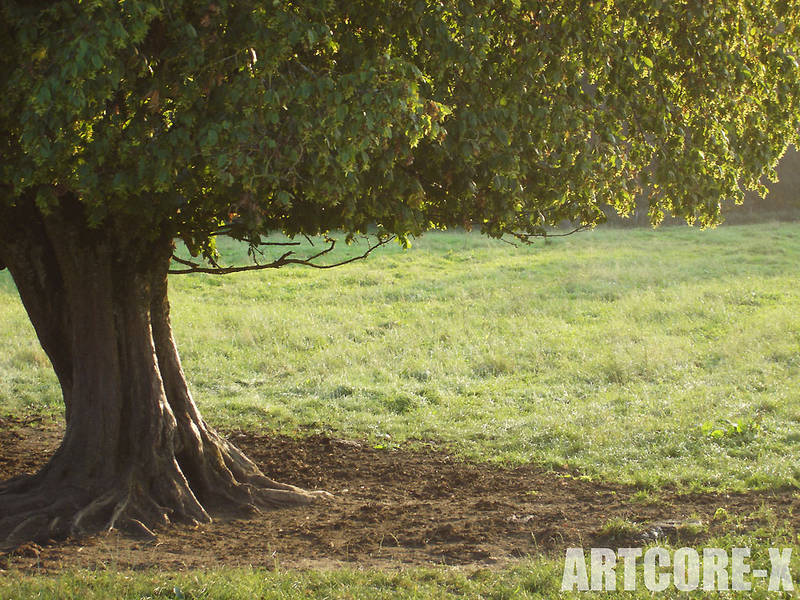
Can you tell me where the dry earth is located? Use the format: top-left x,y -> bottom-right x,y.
1,417 -> 797,571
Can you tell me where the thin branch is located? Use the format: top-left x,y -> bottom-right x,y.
543,224 -> 594,237
504,223 -> 593,243
497,236 -> 520,247
170,254 -> 202,269
169,235 -> 395,275
207,252 -> 223,270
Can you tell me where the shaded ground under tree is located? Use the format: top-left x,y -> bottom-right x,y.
2,420 -> 797,571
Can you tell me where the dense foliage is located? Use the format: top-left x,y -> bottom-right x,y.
1,0 -> 799,259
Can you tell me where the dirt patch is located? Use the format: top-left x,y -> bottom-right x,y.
1,420 -> 798,571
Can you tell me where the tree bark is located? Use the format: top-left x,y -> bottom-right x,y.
0,199 -> 327,552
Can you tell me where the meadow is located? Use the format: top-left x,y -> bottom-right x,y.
2,224 -> 800,489
1,223 -> 799,597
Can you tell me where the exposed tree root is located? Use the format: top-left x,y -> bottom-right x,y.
0,451 -> 332,554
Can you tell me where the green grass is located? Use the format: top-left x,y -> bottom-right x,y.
2,526 -> 798,599
2,224 -> 800,491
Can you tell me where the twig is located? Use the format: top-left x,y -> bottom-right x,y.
169,235 -> 395,275
504,223 -> 593,243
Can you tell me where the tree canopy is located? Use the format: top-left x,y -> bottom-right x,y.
2,0 -> 798,262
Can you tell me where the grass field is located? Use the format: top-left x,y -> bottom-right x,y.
2,224 -> 800,489
1,528 -> 798,599
1,223 -> 799,597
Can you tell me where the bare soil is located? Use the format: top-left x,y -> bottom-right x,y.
1,418 -> 798,571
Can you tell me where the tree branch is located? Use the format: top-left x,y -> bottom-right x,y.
168,235 -> 395,275
503,223 -> 594,244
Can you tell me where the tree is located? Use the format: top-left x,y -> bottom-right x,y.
0,0 -> 798,550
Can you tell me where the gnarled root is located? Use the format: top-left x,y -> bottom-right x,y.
0,436 -> 331,554
0,479 -> 177,553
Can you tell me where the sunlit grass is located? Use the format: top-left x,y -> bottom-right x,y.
2,525 -> 798,599
2,224 -> 799,491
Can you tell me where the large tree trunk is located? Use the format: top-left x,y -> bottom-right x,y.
0,198 -> 327,552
